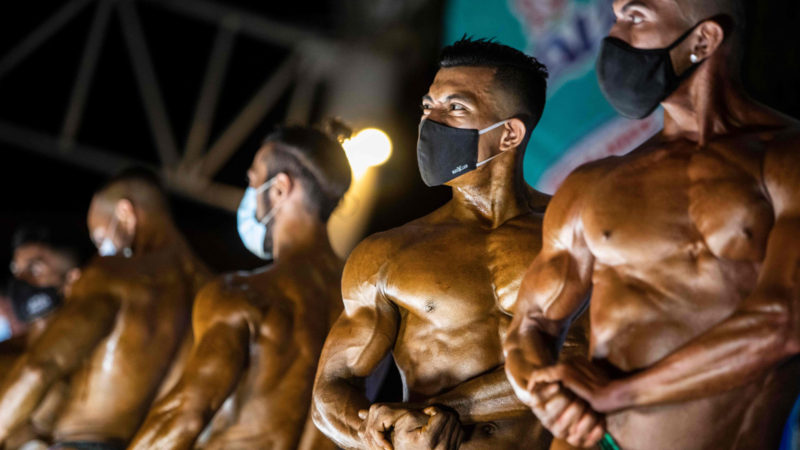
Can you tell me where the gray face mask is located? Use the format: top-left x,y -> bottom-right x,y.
596,21 -> 704,119
416,118 -> 509,186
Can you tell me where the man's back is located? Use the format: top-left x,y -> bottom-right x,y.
53,243 -> 207,443
166,251 -> 343,450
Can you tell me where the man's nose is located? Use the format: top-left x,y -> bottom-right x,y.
425,108 -> 447,124
608,22 -> 629,42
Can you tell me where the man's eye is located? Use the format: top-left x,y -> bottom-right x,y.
31,261 -> 48,277
450,104 -> 465,111
420,104 -> 431,112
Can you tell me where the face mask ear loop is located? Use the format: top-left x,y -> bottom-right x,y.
476,119 -> 511,167
476,151 -> 506,167
259,204 -> 279,226
666,20 -> 705,52
255,177 -> 277,194
478,119 -> 509,135
105,209 -> 120,243
255,176 -> 283,225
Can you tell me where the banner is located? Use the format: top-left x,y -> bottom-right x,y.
443,0 -> 662,193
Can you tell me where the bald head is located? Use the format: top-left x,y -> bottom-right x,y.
91,168 -> 169,218
88,168 -> 171,253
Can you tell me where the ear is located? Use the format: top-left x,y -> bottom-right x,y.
63,268 -> 81,297
116,198 -> 137,235
270,172 -> 294,204
65,268 -> 81,285
499,118 -> 527,152
690,20 -> 725,63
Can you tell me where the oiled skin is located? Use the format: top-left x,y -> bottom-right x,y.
129,247 -> 344,450
313,66 -> 557,450
0,237 -> 209,446
1,316 -> 70,448
130,144 -> 346,450
505,2 -> 800,448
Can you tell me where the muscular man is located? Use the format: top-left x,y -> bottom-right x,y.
312,38 -> 559,449
0,168 -> 209,449
2,222 -> 90,355
129,124 -> 352,450
0,223 -> 92,448
505,1 -> 800,449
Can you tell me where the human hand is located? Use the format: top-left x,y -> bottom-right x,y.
391,406 -> 463,450
530,358 -> 627,414
524,380 -> 605,448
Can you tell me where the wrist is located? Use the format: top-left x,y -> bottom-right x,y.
600,379 -> 635,413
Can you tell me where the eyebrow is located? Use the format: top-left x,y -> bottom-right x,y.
421,93 -> 477,104
621,0 -> 649,12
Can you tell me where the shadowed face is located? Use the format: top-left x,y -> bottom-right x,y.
247,143 -> 274,222
246,143 -> 278,255
609,0 -> 694,49
11,243 -> 75,289
420,66 -> 509,184
87,198 -> 136,255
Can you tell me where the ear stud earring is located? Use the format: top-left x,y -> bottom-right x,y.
690,53 -> 700,64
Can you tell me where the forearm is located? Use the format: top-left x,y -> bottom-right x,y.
129,392 -> 208,450
0,299 -> 115,442
613,304 -> 795,410
131,366 -> 241,450
428,366 -> 528,424
504,314 -> 561,393
0,356 -> 58,441
131,326 -> 246,449
614,216 -> 800,410
312,375 -> 371,450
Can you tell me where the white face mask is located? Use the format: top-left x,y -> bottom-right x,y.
0,315 -> 11,343
98,212 -> 132,258
236,177 -> 281,260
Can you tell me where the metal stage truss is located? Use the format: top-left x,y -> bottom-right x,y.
0,0 -> 354,212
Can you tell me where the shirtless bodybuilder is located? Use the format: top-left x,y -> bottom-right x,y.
505,1 -> 800,449
312,38 -> 563,450
0,169 -> 209,449
129,124 -> 352,449
0,223 -> 91,448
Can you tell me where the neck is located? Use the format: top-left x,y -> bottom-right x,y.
273,215 -> 335,262
661,58 -> 757,144
450,151 -> 533,228
133,215 -> 183,254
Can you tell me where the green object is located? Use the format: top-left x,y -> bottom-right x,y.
598,433 -> 621,450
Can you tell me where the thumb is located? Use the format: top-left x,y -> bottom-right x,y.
358,409 -> 368,420
529,366 -> 562,387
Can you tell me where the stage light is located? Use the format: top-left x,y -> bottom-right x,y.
342,128 -> 392,178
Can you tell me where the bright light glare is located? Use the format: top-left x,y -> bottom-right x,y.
342,128 -> 392,178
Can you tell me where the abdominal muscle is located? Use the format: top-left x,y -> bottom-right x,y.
589,254 -> 778,449
394,314 -> 506,400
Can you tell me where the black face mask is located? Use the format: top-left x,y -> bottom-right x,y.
596,22 -> 704,119
416,118 -> 508,187
7,278 -> 62,323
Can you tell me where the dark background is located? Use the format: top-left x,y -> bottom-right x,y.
0,0 -> 449,273
0,0 -> 799,272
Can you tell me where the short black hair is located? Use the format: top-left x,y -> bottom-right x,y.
263,121 -> 352,222
439,37 -> 549,130
11,222 -> 93,267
